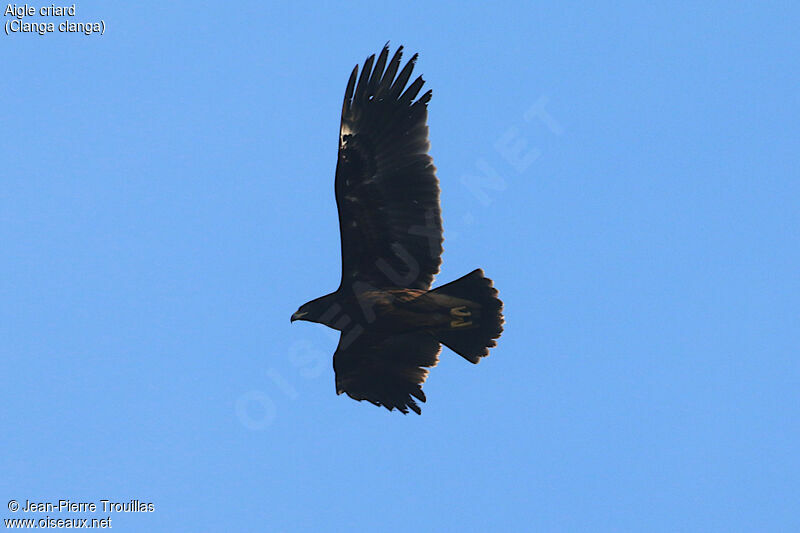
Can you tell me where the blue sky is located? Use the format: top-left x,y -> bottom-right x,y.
3,2 -> 799,531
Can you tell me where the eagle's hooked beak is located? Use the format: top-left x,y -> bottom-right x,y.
290,311 -> 308,323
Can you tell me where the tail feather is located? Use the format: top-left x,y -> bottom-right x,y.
431,269 -> 504,363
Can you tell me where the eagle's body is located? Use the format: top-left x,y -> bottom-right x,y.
291,45 -> 504,414
303,286 -> 479,334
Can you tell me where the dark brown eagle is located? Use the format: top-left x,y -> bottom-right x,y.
291,45 -> 504,414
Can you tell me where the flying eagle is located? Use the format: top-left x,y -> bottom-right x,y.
291,45 -> 504,414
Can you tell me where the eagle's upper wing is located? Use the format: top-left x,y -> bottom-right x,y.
335,45 -> 443,291
333,330 -> 441,415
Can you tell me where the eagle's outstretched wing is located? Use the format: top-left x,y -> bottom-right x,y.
335,45 -> 443,291
333,331 -> 441,415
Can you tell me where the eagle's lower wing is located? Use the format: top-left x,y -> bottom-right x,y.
333,330 -> 441,415
335,45 -> 443,291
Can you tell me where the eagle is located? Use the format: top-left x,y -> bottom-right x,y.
291,45 -> 504,414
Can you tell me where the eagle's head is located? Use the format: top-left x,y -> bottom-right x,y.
291,292 -> 343,328
290,302 -> 314,323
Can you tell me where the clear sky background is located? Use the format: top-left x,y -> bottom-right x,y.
3,2 -> 799,531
